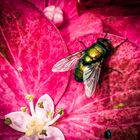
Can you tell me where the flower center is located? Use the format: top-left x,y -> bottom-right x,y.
24,95 -> 64,137
5,94 -> 64,139
25,117 -> 45,136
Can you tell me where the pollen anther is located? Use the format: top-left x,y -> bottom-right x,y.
4,117 -> 12,125
26,95 -> 34,102
38,101 -> 44,108
57,108 -> 64,115
40,129 -> 47,136
20,106 -> 27,112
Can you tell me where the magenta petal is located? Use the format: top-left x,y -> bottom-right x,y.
0,54 -> 27,118
56,33 -> 140,139
103,15 -> 140,46
78,0 -> 140,7
0,118 -> 22,139
0,0 -> 69,103
60,12 -> 103,43
27,0 -> 46,11
78,5 -> 140,46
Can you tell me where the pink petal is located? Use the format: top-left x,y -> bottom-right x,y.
0,54 -> 27,118
35,94 -> 54,119
23,1 -> 103,43
0,120 -> 22,140
0,0 -> 69,103
42,126 -> 65,140
78,0 -> 140,7
56,33 -> 140,139
5,111 -> 31,132
27,0 -> 46,11
18,135 -> 38,140
48,0 -> 78,21
49,1 -> 103,43
103,15 -> 140,46
0,57 -> 27,139
60,12 -> 103,43
78,5 -> 140,46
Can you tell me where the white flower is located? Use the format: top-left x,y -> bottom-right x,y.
5,94 -> 65,140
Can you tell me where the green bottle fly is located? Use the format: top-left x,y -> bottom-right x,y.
52,36 -> 127,97
74,38 -> 111,82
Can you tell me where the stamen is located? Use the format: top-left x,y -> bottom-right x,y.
20,106 -> 27,112
25,129 -> 34,136
47,114 -> 61,126
38,101 -> 44,108
40,129 -> 47,136
26,95 -> 34,102
47,108 -> 64,126
29,101 -> 35,116
4,118 -> 12,125
57,108 -> 64,115
25,95 -> 35,116
46,111 -> 53,119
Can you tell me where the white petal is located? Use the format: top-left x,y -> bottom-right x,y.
5,111 -> 31,132
42,126 -> 65,140
35,94 -> 54,119
18,135 -> 38,140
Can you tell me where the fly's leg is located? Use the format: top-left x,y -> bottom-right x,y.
78,40 -> 87,50
78,32 -> 109,49
105,39 -> 128,75
113,38 -> 128,52
104,32 -> 108,38
99,66 -> 123,85
102,66 -> 123,76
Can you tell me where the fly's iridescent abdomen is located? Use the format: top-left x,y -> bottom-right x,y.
74,40 -> 111,82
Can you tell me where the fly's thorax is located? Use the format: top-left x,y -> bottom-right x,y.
97,38 -> 112,53
86,44 -> 107,61
74,59 -> 89,82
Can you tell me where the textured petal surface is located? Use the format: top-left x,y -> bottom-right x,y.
56,33 -> 140,139
27,0 -> 103,43
78,0 -> 140,7
18,135 -> 38,140
0,54 -> 27,118
0,54 -> 25,138
60,12 -> 103,43
0,0 -> 69,139
52,0 -> 103,43
78,4 -> 140,46
5,112 -> 31,132
42,126 -> 65,140
0,0 -> 69,103
0,120 -> 22,140
35,94 -> 54,119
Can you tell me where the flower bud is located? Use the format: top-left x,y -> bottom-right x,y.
44,6 -> 64,28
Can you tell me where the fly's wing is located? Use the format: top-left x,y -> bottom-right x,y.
83,61 -> 103,98
52,51 -> 84,72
